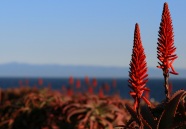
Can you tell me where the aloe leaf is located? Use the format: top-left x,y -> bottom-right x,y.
140,106 -> 157,128
96,115 -> 113,129
125,104 -> 138,121
125,104 -> 152,129
158,90 -> 186,129
67,108 -> 88,123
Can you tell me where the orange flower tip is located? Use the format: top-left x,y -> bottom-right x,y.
142,88 -> 150,91
157,66 -> 162,69
134,100 -> 138,111
164,2 -> 168,7
130,91 -> 136,96
170,71 -> 178,75
142,96 -> 151,106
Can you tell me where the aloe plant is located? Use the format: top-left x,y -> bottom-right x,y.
119,2 -> 186,129
63,94 -> 129,129
124,90 -> 186,129
1,2 -> 186,129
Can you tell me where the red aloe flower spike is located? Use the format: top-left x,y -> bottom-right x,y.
69,76 -> 74,85
98,88 -> 104,98
88,86 -> 93,94
128,23 -> 150,127
84,76 -> 90,85
67,88 -> 73,96
129,23 -> 150,109
92,78 -> 97,87
76,79 -> 81,89
38,78 -> 43,86
157,2 -> 178,100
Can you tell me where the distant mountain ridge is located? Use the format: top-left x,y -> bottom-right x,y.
0,62 -> 185,78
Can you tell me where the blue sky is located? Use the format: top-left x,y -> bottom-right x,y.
0,1 -> 185,68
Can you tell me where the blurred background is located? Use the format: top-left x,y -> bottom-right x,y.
0,1 -> 185,101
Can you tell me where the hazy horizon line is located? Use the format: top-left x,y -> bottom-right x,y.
0,61 -> 186,69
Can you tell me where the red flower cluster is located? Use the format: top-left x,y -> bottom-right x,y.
68,76 -> 74,85
157,2 -> 178,75
38,78 -> 43,86
76,79 -> 81,88
92,78 -> 97,87
128,23 -> 150,111
84,76 -> 90,84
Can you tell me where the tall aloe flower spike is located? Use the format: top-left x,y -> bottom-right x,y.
157,2 -> 178,100
128,23 -> 151,113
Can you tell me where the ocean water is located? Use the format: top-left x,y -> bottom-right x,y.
0,78 -> 185,102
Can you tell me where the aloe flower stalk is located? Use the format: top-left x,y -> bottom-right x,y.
92,78 -> 97,87
69,76 -> 74,85
157,2 -> 178,100
76,79 -> 81,89
128,23 -> 150,127
38,78 -> 43,86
